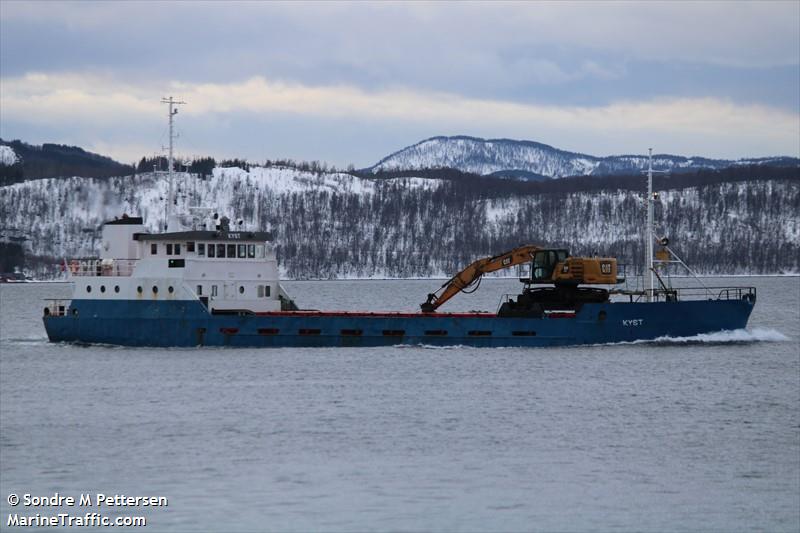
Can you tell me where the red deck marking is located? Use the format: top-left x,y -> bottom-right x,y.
544,310 -> 577,319
254,311 -> 496,318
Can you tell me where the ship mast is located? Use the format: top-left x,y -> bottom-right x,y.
161,96 -> 185,230
645,149 -> 654,300
643,148 -> 669,301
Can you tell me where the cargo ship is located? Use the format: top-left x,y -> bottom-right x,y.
42,99 -> 756,347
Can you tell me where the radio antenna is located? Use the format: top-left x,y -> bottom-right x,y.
161,96 -> 186,230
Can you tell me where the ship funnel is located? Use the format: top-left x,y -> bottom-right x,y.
101,216 -> 145,260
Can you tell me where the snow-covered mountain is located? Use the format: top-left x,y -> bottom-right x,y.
368,136 -> 798,178
2,163 -> 797,278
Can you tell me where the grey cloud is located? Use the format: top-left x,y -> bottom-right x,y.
1,1 -> 797,165
2,2 -> 797,100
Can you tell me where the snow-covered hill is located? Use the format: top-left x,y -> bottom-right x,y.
0,145 -> 17,166
1,164 -> 797,278
368,136 -> 798,178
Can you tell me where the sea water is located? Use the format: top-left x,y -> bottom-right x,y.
1,277 -> 798,532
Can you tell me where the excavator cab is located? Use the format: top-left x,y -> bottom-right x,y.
530,249 -> 569,282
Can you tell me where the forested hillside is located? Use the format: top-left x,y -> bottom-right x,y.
0,139 -> 134,185
1,164 -> 797,278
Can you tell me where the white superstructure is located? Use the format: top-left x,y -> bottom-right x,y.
66,215 -> 293,313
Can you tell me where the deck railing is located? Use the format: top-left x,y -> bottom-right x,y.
612,286 -> 757,303
67,259 -> 137,277
498,285 -> 757,309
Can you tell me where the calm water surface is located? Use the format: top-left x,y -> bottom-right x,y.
1,278 -> 798,532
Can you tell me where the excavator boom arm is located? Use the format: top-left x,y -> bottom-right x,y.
421,245 -> 540,312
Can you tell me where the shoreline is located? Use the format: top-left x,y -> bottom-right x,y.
8,273 -> 799,284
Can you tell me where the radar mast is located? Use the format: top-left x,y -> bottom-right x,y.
161,96 -> 186,230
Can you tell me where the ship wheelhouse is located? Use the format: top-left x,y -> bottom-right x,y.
56,216 -> 294,315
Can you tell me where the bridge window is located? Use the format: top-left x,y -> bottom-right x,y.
151,243 -> 157,255
256,245 -> 264,258
187,242 -> 195,253
166,243 -> 173,255
227,244 -> 236,258
248,244 -> 255,258
197,243 -> 205,256
207,243 -> 216,257
174,243 -> 181,255
238,244 -> 246,258
217,244 -> 226,258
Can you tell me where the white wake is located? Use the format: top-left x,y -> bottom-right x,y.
645,327 -> 790,345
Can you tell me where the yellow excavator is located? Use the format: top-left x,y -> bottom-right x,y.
420,245 -> 620,313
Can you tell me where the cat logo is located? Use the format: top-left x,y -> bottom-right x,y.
601,262 -> 612,275
502,257 -> 512,266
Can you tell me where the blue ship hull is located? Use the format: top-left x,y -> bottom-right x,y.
43,297 -> 755,348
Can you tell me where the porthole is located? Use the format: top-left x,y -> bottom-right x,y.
168,286 -> 174,294
72,308 -> 78,316
137,286 -> 143,294
152,286 -> 159,294
100,285 -> 106,293
239,286 -> 245,294
598,310 -> 607,321
86,285 -> 92,293
114,285 -> 120,293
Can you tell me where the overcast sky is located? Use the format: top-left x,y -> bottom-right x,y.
1,1 -> 798,167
